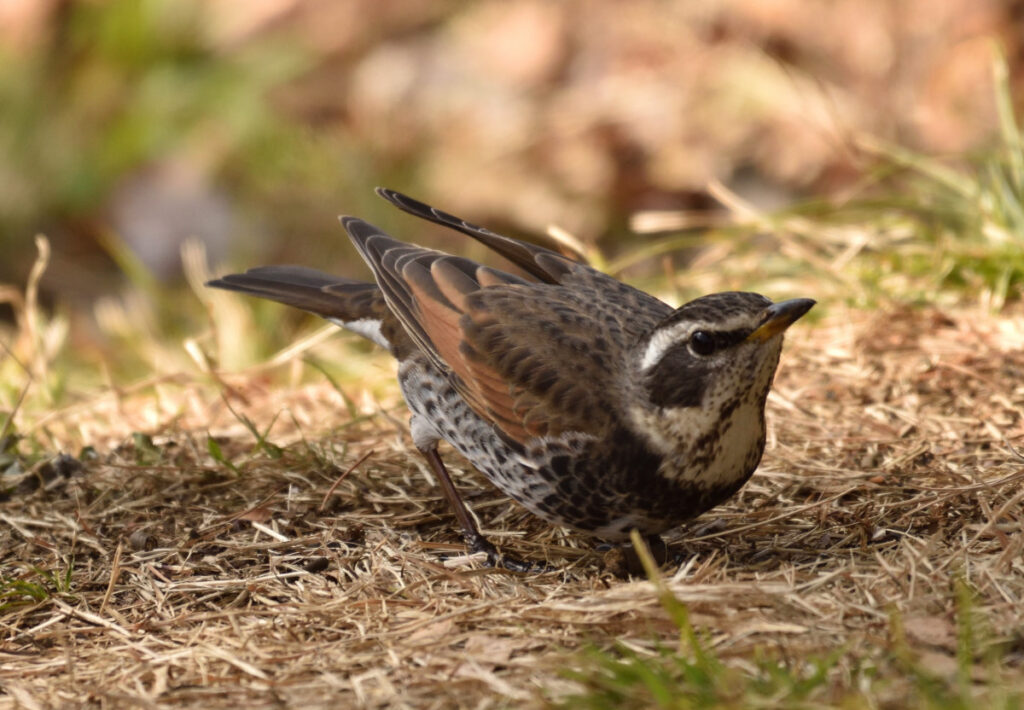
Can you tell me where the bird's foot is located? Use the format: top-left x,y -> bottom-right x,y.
600,534 -> 669,577
464,532 -> 555,573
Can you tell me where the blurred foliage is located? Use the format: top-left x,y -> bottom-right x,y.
0,0 -> 280,219
0,0 -> 315,283
620,50 -> 1024,313
728,50 -> 1024,312
855,51 -> 1024,309
3,0 -> 1023,296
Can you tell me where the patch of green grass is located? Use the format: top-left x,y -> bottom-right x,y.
0,0 -> 309,249
625,46 -> 1024,310
847,46 -> 1024,308
795,47 -> 1024,309
553,535 -> 1024,710
0,560 -> 76,614
561,644 -> 846,710
0,577 -> 50,613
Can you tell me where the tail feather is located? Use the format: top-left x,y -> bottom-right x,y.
207,266 -> 398,351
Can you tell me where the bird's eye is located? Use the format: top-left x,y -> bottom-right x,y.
689,330 -> 716,356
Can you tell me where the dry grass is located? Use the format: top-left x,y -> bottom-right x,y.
2,303 -> 1024,709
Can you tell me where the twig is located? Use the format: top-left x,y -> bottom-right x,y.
319,449 -> 374,512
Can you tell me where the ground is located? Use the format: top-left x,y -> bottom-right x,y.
2,303 -> 1024,708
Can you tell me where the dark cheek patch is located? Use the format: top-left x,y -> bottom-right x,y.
646,345 -> 710,408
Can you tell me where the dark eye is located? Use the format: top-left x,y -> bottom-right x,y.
689,330 -> 716,356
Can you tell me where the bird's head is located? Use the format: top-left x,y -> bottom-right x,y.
631,292 -> 814,457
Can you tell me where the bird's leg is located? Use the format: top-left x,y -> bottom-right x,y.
419,446 -> 548,573
419,447 -> 494,558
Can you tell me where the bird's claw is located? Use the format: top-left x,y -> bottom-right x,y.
465,533 -> 555,573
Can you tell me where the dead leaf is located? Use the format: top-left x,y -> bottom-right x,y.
407,618 -> 456,646
903,615 -> 956,649
462,635 -> 520,667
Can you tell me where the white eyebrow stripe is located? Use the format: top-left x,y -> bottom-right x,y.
640,322 -> 691,371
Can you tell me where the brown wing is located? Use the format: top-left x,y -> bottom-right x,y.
343,217 -> 532,438
344,217 -> 633,446
375,188 -> 673,340
456,285 -> 630,443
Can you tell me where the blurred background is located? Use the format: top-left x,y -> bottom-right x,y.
1,0 -> 1022,371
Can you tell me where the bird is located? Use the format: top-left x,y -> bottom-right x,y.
207,188 -> 814,571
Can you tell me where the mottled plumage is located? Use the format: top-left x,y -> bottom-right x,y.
208,189 -> 814,569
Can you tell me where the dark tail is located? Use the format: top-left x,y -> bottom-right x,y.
207,266 -> 397,351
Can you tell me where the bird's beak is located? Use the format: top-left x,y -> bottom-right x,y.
747,298 -> 816,342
